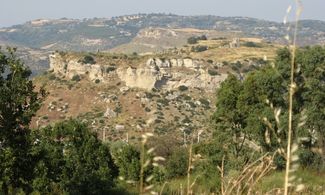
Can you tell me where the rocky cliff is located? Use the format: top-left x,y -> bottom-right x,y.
49,52 -> 227,91
49,53 -> 112,82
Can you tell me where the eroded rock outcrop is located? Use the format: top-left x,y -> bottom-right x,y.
49,53 -> 113,82
49,53 -> 227,91
116,58 -> 227,91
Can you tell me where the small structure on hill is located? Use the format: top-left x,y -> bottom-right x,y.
229,38 -> 240,48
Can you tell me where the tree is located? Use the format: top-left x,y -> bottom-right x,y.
165,148 -> 188,179
0,48 -> 46,193
187,35 -> 208,45
213,46 -> 325,170
297,46 -> 325,155
32,120 -> 118,194
187,36 -> 198,44
213,74 -> 246,159
110,142 -> 141,181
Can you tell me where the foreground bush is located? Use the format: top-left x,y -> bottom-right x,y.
32,120 -> 118,194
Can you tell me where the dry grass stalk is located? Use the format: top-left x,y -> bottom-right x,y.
139,135 -> 146,194
159,182 -> 168,195
186,142 -> 193,195
219,153 -> 276,195
139,132 -> 158,195
217,156 -> 225,195
284,1 -> 303,194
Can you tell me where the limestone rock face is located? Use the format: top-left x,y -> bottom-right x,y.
49,54 -> 227,91
49,53 -> 110,82
117,66 -> 159,90
117,58 -> 227,91
49,54 -> 66,73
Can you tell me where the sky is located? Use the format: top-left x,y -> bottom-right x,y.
1,0 -> 325,27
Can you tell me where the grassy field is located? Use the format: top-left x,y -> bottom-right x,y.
147,169 -> 325,194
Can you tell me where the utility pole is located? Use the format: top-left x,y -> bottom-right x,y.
197,130 -> 203,143
103,127 -> 106,142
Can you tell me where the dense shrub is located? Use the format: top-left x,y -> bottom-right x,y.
187,36 -> 198,44
110,143 -> 141,181
222,61 -> 229,66
207,59 -> 213,64
166,148 -> 188,179
299,149 -> 325,171
79,55 -> 96,64
184,95 -> 192,101
187,35 -> 207,44
199,98 -> 210,107
71,74 -> 81,82
157,98 -> 169,106
191,45 -> 208,52
178,85 -> 188,91
212,37 -> 227,40
106,66 -> 116,73
243,41 -> 262,48
208,69 -> 219,76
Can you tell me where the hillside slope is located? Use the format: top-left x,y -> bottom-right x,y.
1,14 -> 324,52
32,41 -> 278,142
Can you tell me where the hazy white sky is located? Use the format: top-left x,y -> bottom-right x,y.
1,0 -> 324,27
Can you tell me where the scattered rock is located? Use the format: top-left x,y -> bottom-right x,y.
136,124 -> 143,131
104,108 -> 117,118
115,124 -> 125,131
166,92 -> 180,100
120,86 -> 130,93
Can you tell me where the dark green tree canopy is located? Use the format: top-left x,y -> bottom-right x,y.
213,46 -> 325,169
33,120 -> 118,194
0,48 -> 46,193
110,142 -> 141,181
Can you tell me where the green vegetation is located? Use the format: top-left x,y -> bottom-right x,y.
207,59 -> 213,64
33,120 -> 118,194
1,45 -> 325,194
95,78 -> 101,83
0,48 -> 47,193
165,148 -> 188,178
212,46 -> 325,180
187,35 -> 207,44
79,55 -> 96,64
106,66 -> 116,73
191,45 -> 208,52
111,143 -> 141,181
207,69 -> 219,76
178,85 -> 188,91
243,41 -> 262,48
71,74 -> 81,82
0,14 -> 324,56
